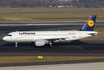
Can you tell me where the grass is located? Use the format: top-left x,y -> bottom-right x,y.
0,11 -> 104,22
1,8 -> 104,11
0,8 -> 104,10
0,18 -> 6,21
0,56 -> 104,63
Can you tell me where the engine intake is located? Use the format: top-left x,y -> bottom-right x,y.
35,40 -> 45,46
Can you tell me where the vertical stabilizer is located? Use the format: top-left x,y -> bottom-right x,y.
79,15 -> 97,31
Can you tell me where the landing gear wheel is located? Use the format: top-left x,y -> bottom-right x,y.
49,42 -> 53,48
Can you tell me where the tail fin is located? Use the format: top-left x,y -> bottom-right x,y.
79,15 -> 97,31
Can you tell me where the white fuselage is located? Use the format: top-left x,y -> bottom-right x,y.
3,31 -> 98,42
2,15 -> 98,47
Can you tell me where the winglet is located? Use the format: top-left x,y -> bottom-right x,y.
79,15 -> 97,31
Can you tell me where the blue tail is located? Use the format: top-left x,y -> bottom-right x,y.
79,15 -> 97,31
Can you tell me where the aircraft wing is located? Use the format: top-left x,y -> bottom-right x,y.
45,37 -> 69,42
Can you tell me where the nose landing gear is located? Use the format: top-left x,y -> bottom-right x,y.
15,42 -> 18,48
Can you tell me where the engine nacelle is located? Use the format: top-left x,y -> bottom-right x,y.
35,40 -> 45,46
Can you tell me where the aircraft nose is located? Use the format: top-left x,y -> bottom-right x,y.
3,36 -> 7,41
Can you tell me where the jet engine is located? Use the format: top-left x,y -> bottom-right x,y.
35,40 -> 45,46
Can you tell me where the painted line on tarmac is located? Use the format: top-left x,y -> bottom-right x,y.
70,45 -> 83,50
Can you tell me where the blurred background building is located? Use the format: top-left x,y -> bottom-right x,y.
0,0 -> 104,8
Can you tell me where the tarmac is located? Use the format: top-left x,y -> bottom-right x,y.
1,40 -> 104,53
0,40 -> 104,67
0,9 -> 104,14
0,62 -> 104,70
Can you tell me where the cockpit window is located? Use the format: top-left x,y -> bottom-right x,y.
7,34 -> 12,36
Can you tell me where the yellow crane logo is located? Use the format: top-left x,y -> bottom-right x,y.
88,20 -> 94,27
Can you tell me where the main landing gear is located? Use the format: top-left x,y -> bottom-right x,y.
49,42 -> 53,48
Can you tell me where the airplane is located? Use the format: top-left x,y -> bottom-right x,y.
3,15 -> 98,48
